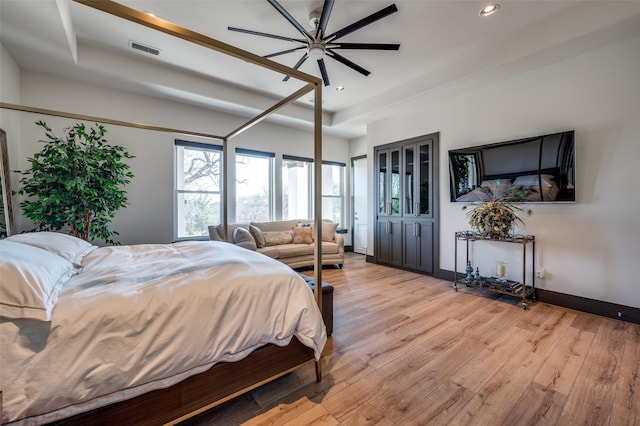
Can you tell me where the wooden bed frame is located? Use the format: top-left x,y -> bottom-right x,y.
1,1 -> 326,424
49,339 -> 317,425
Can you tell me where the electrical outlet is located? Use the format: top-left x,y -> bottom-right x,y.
536,268 -> 545,279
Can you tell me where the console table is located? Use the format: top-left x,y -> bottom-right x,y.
454,231 -> 536,309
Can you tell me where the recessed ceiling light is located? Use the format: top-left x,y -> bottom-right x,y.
479,4 -> 500,17
335,86 -> 345,92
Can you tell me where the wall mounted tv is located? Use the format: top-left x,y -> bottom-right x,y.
449,130 -> 575,203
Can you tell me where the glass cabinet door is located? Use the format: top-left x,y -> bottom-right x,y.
418,142 -> 431,216
390,149 -> 401,215
404,146 -> 415,215
378,142 -> 431,217
378,151 -> 387,215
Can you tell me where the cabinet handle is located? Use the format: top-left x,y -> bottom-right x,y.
387,221 -> 391,234
416,222 -> 420,237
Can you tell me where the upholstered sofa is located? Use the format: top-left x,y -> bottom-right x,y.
208,219 -> 344,269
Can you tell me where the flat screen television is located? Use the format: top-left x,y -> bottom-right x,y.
449,130 -> 575,202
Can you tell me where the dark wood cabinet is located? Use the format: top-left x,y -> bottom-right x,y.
377,218 -> 402,266
375,133 -> 439,274
402,219 -> 433,273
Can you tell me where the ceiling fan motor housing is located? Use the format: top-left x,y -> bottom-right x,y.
309,10 -> 322,29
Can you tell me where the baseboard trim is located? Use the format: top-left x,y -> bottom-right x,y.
535,288 -> 639,325
438,269 -> 639,324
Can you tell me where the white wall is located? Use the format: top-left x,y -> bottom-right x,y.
367,35 -> 640,308
0,44 -> 22,210
9,71 -> 349,245
349,136 -> 367,158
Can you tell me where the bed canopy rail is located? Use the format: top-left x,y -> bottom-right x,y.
0,102 -> 228,141
1,0 -> 323,293
1,1 -> 326,422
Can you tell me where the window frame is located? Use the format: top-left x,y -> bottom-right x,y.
321,160 -> 347,226
234,148 -> 275,223
174,140 -> 223,241
282,154 -> 313,221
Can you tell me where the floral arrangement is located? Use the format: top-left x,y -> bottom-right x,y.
462,183 -> 533,238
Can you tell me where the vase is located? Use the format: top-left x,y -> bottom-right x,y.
465,260 -> 473,280
496,261 -> 507,281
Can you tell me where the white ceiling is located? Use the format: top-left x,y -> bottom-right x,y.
2,0 -> 640,138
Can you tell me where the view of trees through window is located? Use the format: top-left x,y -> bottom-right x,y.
175,142 -> 222,239
322,162 -> 345,226
235,151 -> 273,223
176,142 -> 345,239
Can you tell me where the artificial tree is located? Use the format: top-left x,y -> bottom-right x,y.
18,121 -> 134,244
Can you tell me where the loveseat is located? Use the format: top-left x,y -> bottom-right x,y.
208,219 -> 344,269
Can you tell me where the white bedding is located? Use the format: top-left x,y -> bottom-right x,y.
0,240 -> 327,425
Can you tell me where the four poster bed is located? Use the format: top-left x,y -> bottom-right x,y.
0,0 -> 327,424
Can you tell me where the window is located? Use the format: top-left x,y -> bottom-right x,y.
322,161 -> 346,226
235,148 -> 274,222
282,155 -> 312,220
175,140 -> 223,240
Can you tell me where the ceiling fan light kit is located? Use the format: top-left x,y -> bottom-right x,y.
228,0 -> 400,86
307,42 -> 325,60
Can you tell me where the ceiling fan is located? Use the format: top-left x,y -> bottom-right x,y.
228,0 -> 400,86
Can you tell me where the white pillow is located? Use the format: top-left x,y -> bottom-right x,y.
6,231 -> 95,266
513,174 -> 555,188
0,240 -> 77,321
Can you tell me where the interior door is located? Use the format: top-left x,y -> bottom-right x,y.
352,156 -> 368,254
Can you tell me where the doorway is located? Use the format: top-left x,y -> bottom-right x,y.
352,156 -> 368,254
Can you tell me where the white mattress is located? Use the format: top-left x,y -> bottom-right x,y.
0,241 -> 326,425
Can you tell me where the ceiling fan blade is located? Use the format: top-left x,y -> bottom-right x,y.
227,26 -> 304,43
283,53 -> 309,82
264,46 -> 306,59
317,58 -> 330,86
327,4 -> 398,42
267,0 -> 313,41
316,0 -> 335,39
326,50 -> 370,76
332,42 -> 400,50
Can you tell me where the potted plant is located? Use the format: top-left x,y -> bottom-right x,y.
17,121 -> 134,244
462,184 -> 533,238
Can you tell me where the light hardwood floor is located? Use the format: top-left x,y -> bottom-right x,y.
182,253 -> 639,425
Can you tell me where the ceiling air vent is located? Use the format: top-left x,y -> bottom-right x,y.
129,40 -> 160,56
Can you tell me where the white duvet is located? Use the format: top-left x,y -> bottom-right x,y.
0,241 -> 327,425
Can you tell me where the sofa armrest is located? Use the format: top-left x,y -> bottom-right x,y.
334,233 -> 344,254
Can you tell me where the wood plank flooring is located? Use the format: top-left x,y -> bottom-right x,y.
181,253 -> 640,425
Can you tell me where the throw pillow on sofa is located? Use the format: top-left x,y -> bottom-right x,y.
233,227 -> 257,251
296,221 -> 338,242
321,222 -> 338,242
292,226 -> 313,244
249,225 -> 266,248
263,231 -> 293,246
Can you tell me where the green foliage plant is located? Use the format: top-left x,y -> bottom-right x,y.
18,121 -> 134,244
